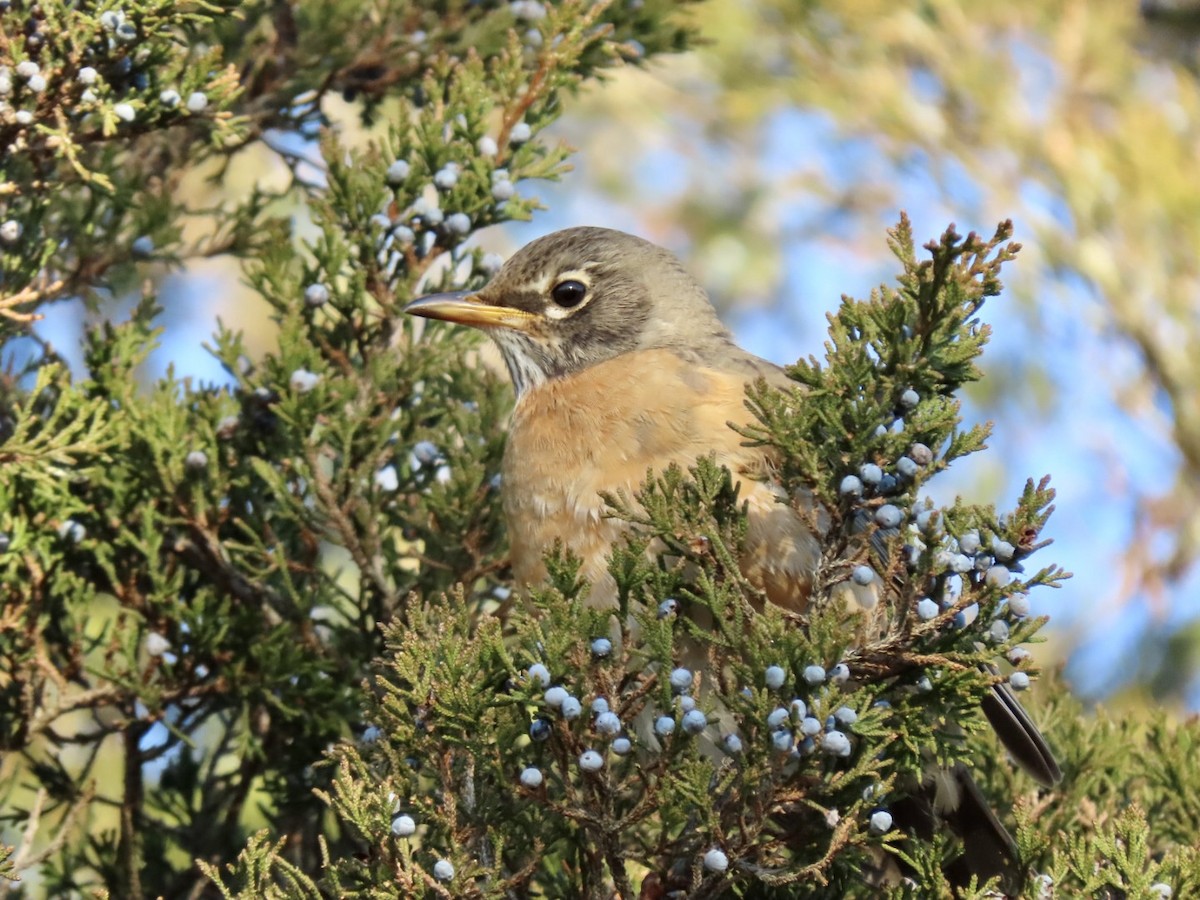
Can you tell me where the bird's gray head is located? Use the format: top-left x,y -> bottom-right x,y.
404,227 -> 733,396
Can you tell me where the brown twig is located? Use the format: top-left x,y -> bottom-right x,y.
0,277 -> 62,324
9,783 -> 95,875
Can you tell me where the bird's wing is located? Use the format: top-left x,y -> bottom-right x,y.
707,343 -> 795,393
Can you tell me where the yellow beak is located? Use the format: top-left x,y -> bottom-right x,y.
404,291 -> 537,331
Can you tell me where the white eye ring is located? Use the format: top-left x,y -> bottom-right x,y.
543,270 -> 593,319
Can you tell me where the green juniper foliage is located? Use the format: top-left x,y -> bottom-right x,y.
1,2 -> 1199,900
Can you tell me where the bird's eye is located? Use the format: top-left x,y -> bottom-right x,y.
550,279 -> 588,308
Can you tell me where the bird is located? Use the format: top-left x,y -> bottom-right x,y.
405,225 -> 1061,893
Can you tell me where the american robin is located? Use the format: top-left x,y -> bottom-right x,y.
405,225 -> 1060,891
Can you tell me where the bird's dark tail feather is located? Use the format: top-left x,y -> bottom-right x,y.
981,663 -> 1063,788
942,764 -> 1023,895
885,668 -> 1061,897
889,764 -> 1023,897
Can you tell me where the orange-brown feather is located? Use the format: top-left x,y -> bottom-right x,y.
502,348 -> 817,610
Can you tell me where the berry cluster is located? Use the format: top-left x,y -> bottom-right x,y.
524,656 -> 636,772
754,660 -> 891,832
901,497 -> 1043,689
837,410 -> 933,503
509,623 -> 893,881
0,5 -> 212,138
836,395 -> 1049,692
369,125 -> 533,288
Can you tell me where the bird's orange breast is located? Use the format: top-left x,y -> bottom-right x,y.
501,348 -> 818,610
